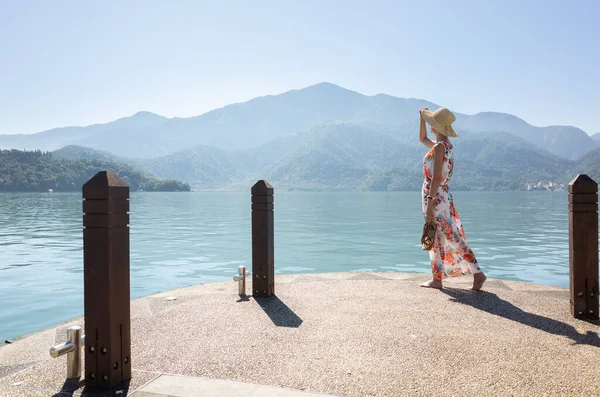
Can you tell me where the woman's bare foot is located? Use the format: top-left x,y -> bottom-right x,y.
420,279 -> 443,289
472,273 -> 487,291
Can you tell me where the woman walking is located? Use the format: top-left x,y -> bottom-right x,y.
419,107 -> 486,290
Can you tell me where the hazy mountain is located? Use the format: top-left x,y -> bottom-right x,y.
453,112 -> 594,160
0,125 -> 98,152
574,148 -> 600,182
71,83 -> 435,157
135,146 -> 246,189
53,145 -> 124,163
263,123 -> 575,191
591,133 -> 600,142
8,82 -> 594,160
0,111 -> 168,154
261,122 -> 424,190
452,131 -> 573,172
51,120 -> 582,191
235,131 -> 317,172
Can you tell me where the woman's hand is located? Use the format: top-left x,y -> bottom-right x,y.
419,108 -> 434,148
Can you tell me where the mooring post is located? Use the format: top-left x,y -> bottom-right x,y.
569,174 -> 599,321
82,171 -> 131,387
251,180 -> 275,297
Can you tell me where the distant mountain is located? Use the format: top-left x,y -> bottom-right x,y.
264,122 -> 419,190
452,131 -> 574,173
53,145 -> 124,163
575,148 -> 600,182
136,146 -> 247,189
263,123 -> 575,191
0,149 -> 190,192
49,118 -> 584,192
0,112 -> 168,154
53,144 -> 242,189
4,82 -> 593,160
127,122 -> 424,190
70,83 -> 436,157
134,123 -> 577,191
450,132 -> 575,190
453,112 -> 594,160
591,133 -> 600,142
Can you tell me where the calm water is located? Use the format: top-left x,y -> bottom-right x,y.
0,191 -> 569,341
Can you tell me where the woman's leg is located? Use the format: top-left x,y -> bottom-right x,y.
472,272 -> 487,290
420,277 -> 443,289
420,251 -> 443,289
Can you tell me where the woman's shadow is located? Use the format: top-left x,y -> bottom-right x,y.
440,288 -> 600,347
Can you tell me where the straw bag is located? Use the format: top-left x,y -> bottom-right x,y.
421,218 -> 436,251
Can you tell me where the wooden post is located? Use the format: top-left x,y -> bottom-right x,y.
251,180 -> 275,297
569,174 -> 599,321
82,171 -> 131,387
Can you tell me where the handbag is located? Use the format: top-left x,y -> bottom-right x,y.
421,218 -> 436,251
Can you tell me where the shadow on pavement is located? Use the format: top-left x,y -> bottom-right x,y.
255,296 -> 303,328
441,287 -> 600,348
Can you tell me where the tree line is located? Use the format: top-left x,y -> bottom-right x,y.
0,149 -> 190,192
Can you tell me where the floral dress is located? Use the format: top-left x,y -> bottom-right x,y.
422,141 -> 481,280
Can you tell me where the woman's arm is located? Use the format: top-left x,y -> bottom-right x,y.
426,143 -> 445,218
419,109 -> 435,148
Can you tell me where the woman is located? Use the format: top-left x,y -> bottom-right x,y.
419,107 -> 486,290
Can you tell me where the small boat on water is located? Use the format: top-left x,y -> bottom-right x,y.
48,189 -> 54,193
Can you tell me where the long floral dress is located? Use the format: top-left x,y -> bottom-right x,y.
422,141 -> 481,280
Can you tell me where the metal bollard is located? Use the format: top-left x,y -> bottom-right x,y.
49,326 -> 84,379
233,265 -> 246,295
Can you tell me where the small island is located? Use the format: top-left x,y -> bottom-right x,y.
0,149 -> 190,192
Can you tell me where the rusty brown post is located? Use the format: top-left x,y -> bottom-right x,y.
251,180 -> 274,297
569,174 -> 599,321
82,171 -> 131,387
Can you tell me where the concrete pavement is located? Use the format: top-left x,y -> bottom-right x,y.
1,272 -> 598,396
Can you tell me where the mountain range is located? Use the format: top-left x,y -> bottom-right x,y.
3,82 -> 598,191
2,83 -> 595,159
52,122 -> 586,192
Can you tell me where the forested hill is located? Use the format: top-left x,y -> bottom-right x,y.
0,149 -> 190,192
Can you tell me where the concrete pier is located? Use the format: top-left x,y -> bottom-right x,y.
1,272 -> 598,397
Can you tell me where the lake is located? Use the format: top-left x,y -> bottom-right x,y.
0,191 -> 570,342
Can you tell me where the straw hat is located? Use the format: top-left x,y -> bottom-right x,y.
421,108 -> 459,138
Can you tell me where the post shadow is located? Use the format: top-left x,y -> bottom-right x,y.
440,288 -> 600,348
51,378 -> 84,397
51,378 -> 131,397
79,379 -> 131,396
236,295 -> 250,302
255,296 -> 303,328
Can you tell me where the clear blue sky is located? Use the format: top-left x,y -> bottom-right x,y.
1,0 -> 598,134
